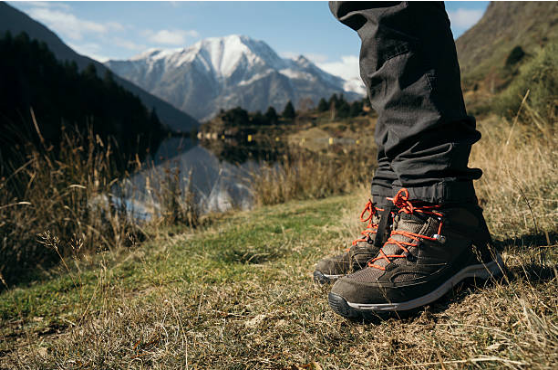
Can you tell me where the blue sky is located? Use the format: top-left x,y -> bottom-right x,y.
9,1 -> 489,81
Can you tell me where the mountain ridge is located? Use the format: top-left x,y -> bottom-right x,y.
106,34 -> 363,121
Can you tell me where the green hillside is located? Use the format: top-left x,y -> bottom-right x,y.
456,1 -> 558,91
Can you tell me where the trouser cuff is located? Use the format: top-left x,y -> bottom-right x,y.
396,181 -> 478,205
371,186 -> 395,209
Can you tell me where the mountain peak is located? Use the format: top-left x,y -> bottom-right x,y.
131,48 -> 167,61
294,54 -> 312,67
192,34 -> 250,49
147,34 -> 286,77
106,34 -> 362,120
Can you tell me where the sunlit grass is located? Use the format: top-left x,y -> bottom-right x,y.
1,110 -> 557,368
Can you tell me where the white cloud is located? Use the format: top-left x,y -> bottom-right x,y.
304,53 -> 329,64
447,8 -> 484,29
144,29 -> 199,46
24,1 -> 72,10
106,21 -> 125,32
68,42 -> 108,63
27,7 -> 124,40
113,38 -> 146,51
318,55 -> 360,81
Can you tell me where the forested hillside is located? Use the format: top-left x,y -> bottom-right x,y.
0,2 -> 199,133
0,32 -> 165,170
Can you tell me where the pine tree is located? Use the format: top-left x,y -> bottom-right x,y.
349,100 -> 363,117
103,69 -> 115,86
252,111 -> 268,125
317,98 -> 329,112
328,94 -> 339,109
265,106 -> 278,124
337,99 -> 350,118
223,107 -> 249,127
0,32 -> 165,169
149,108 -> 160,127
336,93 -> 346,109
282,101 -> 296,120
82,63 -> 97,79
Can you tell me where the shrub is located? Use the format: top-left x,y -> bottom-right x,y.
505,45 -> 526,67
494,42 -> 558,122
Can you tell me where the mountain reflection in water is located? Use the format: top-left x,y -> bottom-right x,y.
120,136 -> 280,219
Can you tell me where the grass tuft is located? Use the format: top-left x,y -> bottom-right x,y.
0,126 -> 200,288
252,147 -> 375,206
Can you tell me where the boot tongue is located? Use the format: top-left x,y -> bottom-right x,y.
374,213 -> 435,268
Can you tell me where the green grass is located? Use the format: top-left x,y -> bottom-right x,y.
0,195 -> 355,353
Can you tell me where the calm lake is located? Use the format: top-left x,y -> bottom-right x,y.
117,133 -> 363,220
119,136 -> 276,219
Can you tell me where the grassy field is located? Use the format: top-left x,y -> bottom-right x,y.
1,111 -> 557,369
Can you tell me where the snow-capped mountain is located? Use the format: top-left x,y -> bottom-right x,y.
106,35 -> 363,121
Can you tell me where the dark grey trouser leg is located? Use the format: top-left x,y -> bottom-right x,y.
372,145 -> 397,209
330,1 -> 482,205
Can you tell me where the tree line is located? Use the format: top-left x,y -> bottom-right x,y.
316,94 -> 369,119
216,94 -> 370,127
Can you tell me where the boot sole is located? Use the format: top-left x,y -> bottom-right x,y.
313,271 -> 344,285
329,254 -> 504,317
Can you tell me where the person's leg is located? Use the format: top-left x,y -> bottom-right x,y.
326,1 -> 504,316
330,1 -> 481,204
371,136 -> 397,209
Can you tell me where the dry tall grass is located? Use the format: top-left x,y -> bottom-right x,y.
252,147 -> 375,206
0,127 -> 199,287
1,110 -> 556,369
0,128 -> 138,286
471,104 -> 557,238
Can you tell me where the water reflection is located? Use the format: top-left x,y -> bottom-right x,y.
121,137 -> 263,219
118,133 -> 366,219
200,135 -> 288,164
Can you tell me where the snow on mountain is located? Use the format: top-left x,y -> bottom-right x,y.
106,35 -> 363,121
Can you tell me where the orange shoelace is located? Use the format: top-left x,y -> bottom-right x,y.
346,200 -> 384,251
368,188 -> 444,270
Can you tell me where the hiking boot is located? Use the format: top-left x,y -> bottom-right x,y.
328,188 -> 504,318
314,200 -> 393,284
